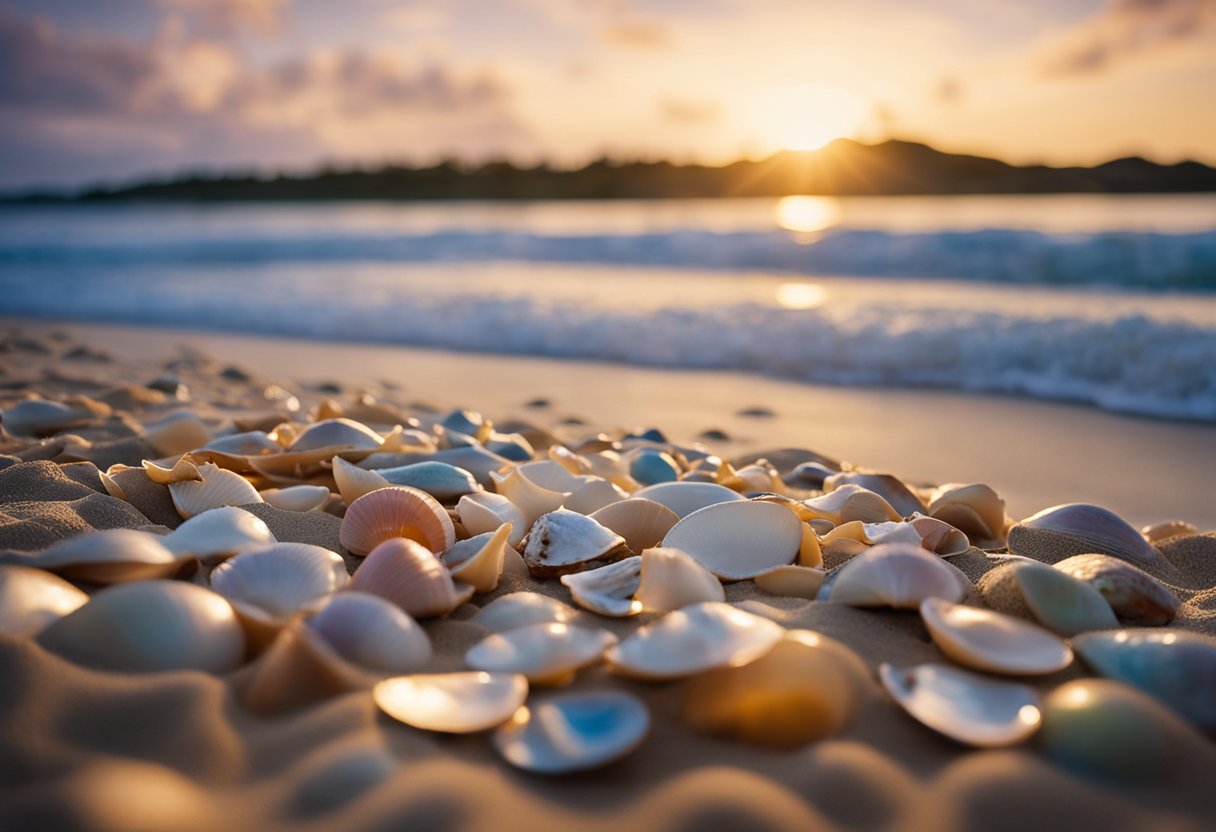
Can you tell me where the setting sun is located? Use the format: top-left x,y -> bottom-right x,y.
751,83 -> 869,153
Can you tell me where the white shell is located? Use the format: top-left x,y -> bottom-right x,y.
920,598 -> 1073,676
259,485 -> 330,512
31,529 -> 183,584
634,547 -> 724,612
490,467 -> 570,530
289,418 -> 382,452
348,537 -> 473,618
560,558 -> 643,617
163,507 -> 276,564
169,463 -> 263,519
880,663 -> 1042,747
563,478 -> 628,515
826,542 -> 969,608
605,601 -> 783,680
523,509 -> 629,577
661,500 -> 801,580
0,565 -> 89,637
589,498 -> 680,554
802,484 -> 901,525
471,592 -> 578,633
374,672 -> 528,733
306,591 -> 431,674
820,519 -> 922,549
440,523 -> 511,593
493,691 -> 649,774
457,492 -> 527,548
513,460 -> 584,492
332,456 -> 391,505
632,481 -> 745,518
210,542 -> 349,620
142,411 -> 211,457
466,622 -> 618,684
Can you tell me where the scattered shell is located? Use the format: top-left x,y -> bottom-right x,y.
30,528 -> 184,584
819,519 -> 923,558
920,597 -> 1072,676
200,431 -> 280,457
523,509 -> 630,577
629,449 -> 680,486
332,456 -> 391,505
471,592 -> 578,633
632,481 -> 745,519
1009,503 -> 1164,568
928,483 -> 1008,542
880,663 -> 1042,747
1,399 -> 92,437
259,485 -> 330,513
457,492 -> 527,548
976,560 -> 1117,636
38,581 -> 244,673
466,622 -> 618,685
908,513 -> 972,557
823,542 -> 969,608
732,462 -> 780,493
802,484 -> 901,525
0,565 -> 89,637
563,477 -> 627,515
141,411 -> 211,457
349,538 -> 473,618
374,672 -> 528,733
339,486 -> 455,556
240,621 -> 370,716
634,547 -> 725,611
493,691 -> 649,774
589,498 -> 679,554
141,457 -> 202,485
605,601 -> 783,680
163,506 -> 275,565
753,565 -> 825,600
661,500 -> 801,580
369,461 -> 481,501
1052,554 -> 1180,625
561,558 -> 643,617
306,591 -> 431,674
169,462 -> 263,519
210,542 -> 349,621
289,418 -> 382,452
440,523 -> 511,593
824,472 -> 926,517
491,467 -> 570,530
1140,520 -> 1199,543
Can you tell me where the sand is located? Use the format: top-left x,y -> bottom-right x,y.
0,320 -> 1214,832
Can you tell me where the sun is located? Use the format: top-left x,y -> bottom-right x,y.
753,83 -> 868,153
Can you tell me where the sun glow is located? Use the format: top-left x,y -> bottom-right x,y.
753,83 -> 869,153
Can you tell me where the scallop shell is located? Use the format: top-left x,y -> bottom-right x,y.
374,671 -> 528,733
289,418 -> 382,452
522,509 -> 630,577
332,456 -> 390,505
493,691 -> 649,774
471,592 -> 578,633
976,560 -> 1117,636
632,481 -> 745,518
339,486 -> 455,556
1052,554 -> 1180,625
37,580 -> 245,673
563,477 -> 628,515
683,630 -> 871,748
440,524 -> 511,593
880,663 -> 1042,748
1141,520 -> 1199,543
661,500 -> 803,580
752,565 -> 825,600
465,622 -> 618,685
802,484 -> 900,525
0,565 -> 89,637
490,467 -> 570,530
169,463 -> 263,519
240,620 -> 371,715
589,498 -> 679,555
605,601 -> 783,680
824,472 -> 926,517
825,542 -> 969,608
456,492 -> 527,548
210,542 -> 349,621
306,591 -> 431,674
920,597 -> 1072,676
259,485 -> 330,512
634,547 -> 724,611
1009,503 -> 1165,568
30,528 -> 185,584
928,483 -> 1008,542
560,558 -> 643,617
349,538 -> 473,618
163,506 -> 276,565
141,411 -> 211,457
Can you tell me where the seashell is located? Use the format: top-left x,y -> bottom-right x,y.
634,547 -> 724,611
732,462 -> 781,493
141,411 -> 211,457
628,449 -> 680,486
374,671 -> 528,733
490,467 -> 570,530
563,477 -> 627,515
456,491 -> 527,548
38,580 -> 244,673
920,597 -> 1072,676
605,601 -> 783,680
200,430 -> 280,457
753,565 -> 825,599
1073,629 -> 1216,732
820,519 -> 923,551
824,542 -> 969,608
683,630 -> 870,748
169,463 -> 262,519
493,691 -> 649,774
367,461 -> 481,502
1052,554 -> 1180,625
211,542 -> 349,621
465,622 -> 618,685
163,506 -> 276,564
1140,520 -> 1199,543
802,484 -> 900,525
306,591 -> 431,674
880,663 -> 1042,748
339,486 -> 455,556
0,565 -> 89,637
485,431 -> 534,462
1008,503 -> 1164,568
522,509 -> 630,577
471,592 -> 577,633
824,472 -> 926,517
784,461 -> 835,489
417,446 -> 512,489
141,457 -> 202,485
513,459 -> 584,492
976,561 -> 1117,636
240,620 -> 370,716
589,498 -> 679,555
547,444 -> 590,475
289,418 -> 382,453
440,524 -> 510,593
259,485 -> 330,512
632,481 -> 745,519
30,528 -> 185,584
439,408 -> 489,441
560,558 -> 643,617
928,483 -> 1008,542
1,399 -> 92,437
660,500 -> 802,580
349,538 -> 473,618
332,456 -> 390,505
908,513 -> 971,557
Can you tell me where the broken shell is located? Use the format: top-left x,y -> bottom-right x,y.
493,691 -> 649,774
141,411 -> 211,457
880,663 -> 1041,747
339,486 -> 455,556
349,538 -> 473,618
920,598 -> 1072,676
820,519 -> 923,550
38,580 -> 244,673
1141,520 -> 1199,543
563,477 -> 627,515
1052,554 -> 1180,625
456,492 -> 527,548
331,456 -> 391,505
824,472 -> 926,517
289,418 -> 382,453
169,462 -> 262,519
470,592 -> 578,633
306,591 -> 431,674
163,506 -> 276,565
976,561 -> 1117,636
374,672 -> 528,733
753,565 -> 825,600
490,467 -> 570,530
632,481 -> 745,518
513,459 -> 585,493
240,621 -> 370,716
825,542 -> 968,608
560,558 -> 643,617
1008,503 -> 1164,568
605,601 -> 783,680
0,565 -> 89,637
259,485 -> 330,512
661,500 -> 802,580
30,528 -> 184,584
589,498 -> 679,554
523,509 -> 630,577
908,513 -> 972,557
141,457 -> 201,485
439,524 -> 511,593
927,483 -> 1008,541
802,484 -> 900,525
210,542 -> 349,620
634,547 -> 725,611
465,622 -> 618,685
683,630 -> 870,748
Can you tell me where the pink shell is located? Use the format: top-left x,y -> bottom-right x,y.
349,538 -> 473,618
339,486 -> 456,556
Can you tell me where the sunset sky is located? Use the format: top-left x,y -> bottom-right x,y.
1,0 -> 1214,189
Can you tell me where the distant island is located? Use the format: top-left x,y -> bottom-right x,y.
8,139 -> 1216,202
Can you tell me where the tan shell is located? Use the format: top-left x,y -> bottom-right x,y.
1141,520 -> 1199,543
522,509 -> 630,577
374,672 -> 528,733
1053,554 -> 1180,625
306,591 -> 431,674
169,463 -> 263,519
753,565 -> 826,599
560,558 -> 643,617
465,622 -> 618,685
632,481 -> 746,518
210,542 -> 349,620
30,529 -> 185,584
456,492 -> 527,548
908,513 -> 972,557
289,418 -> 382,453
920,597 -> 1073,676
880,663 -> 1042,747
141,457 -> 202,485
802,484 -> 900,525
826,542 -> 970,609
1,398 -> 94,437
163,507 -> 276,564
331,456 -> 390,505
339,486 -> 455,556
824,472 -> 926,517
440,524 -> 511,593
349,538 -> 473,618
589,498 -> 680,554
0,565 -> 89,637
471,592 -> 578,633
634,547 -> 725,612
142,411 -> 211,457
490,467 -> 570,530
661,500 -> 802,580
928,483 -> 1008,541
259,485 -> 330,512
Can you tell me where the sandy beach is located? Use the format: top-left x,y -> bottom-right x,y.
1,319 -> 1214,832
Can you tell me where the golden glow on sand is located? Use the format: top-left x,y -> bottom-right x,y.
775,282 -> 828,310
775,196 -> 842,233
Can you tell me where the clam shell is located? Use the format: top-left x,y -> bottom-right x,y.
349,538 -> 473,618
920,597 -> 1072,676
523,509 -> 630,577
560,558 -> 643,617
471,592 -> 578,633
634,547 -> 725,611
258,485 -> 330,513
0,564 -> 89,637
628,449 -> 680,486
589,498 -> 679,554
514,460 -> 584,492
465,622 -> 618,685
490,467 -> 570,530
802,484 -> 900,525
289,418 -> 382,452
927,483 -> 1007,541
240,620 -> 371,715
493,691 -> 649,774
30,528 -> 184,584
1141,520 -> 1199,543
605,601 -> 783,680
660,500 -> 802,580
683,630 -> 870,748
824,472 -> 926,517
339,486 -> 455,556
142,411 -> 211,457
752,565 -> 825,600
306,591 -> 431,674
1009,503 -> 1164,568
1,399 -> 92,437
825,542 -> 969,608
200,430 -> 280,457
880,663 -> 1042,747
332,456 -> 391,505
374,671 -> 528,733
38,580 -> 245,673
163,506 -> 276,564
1052,554 -> 1180,625
169,462 -> 263,519
211,542 -> 349,620
732,462 -> 780,493
440,523 -> 511,593
976,561 -> 1117,636
632,481 -> 745,518
563,477 -> 627,515
456,492 -> 527,548
369,461 -> 481,502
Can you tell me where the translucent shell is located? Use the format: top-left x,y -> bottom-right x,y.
456,492 -> 527,548
339,486 -> 456,556
348,538 -> 473,618
560,558 -> 643,617
331,456 -> 391,505
169,462 -> 262,519
920,598 -> 1073,676
374,672 -> 528,733
589,498 -> 679,555
0,565 -> 89,637
634,547 -> 724,612
825,542 -> 970,609
306,591 -> 431,674
1009,503 -> 1164,568
163,506 -> 276,564
470,592 -> 578,633
1053,554 -> 1180,625
210,542 -> 349,620
632,481 -> 745,519
661,500 -> 803,580
259,485 -> 330,512
465,622 -> 618,685
440,523 -> 512,593
522,509 -> 629,577
802,484 -> 901,525
493,691 -> 650,774
30,528 -> 184,584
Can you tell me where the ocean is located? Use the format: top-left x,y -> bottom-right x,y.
2,195 -> 1214,421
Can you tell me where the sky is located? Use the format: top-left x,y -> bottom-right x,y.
1,0 -> 1214,189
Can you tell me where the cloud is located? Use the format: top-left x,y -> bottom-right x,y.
156,0 -> 290,36
660,96 -> 721,123
1037,0 -> 1216,76
600,20 -> 672,48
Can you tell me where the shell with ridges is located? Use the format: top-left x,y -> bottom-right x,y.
163,506 -> 275,565
169,462 -> 262,520
523,509 -> 630,577
632,481 -> 745,519
920,597 -> 1072,676
349,538 -> 473,618
1009,503 -> 1164,568
374,672 -> 528,733
306,591 -> 431,674
560,558 -> 643,617
457,492 -> 527,548
661,500 -> 802,581
493,691 -> 649,774
339,486 -> 455,556
634,547 -> 724,611
440,524 -> 510,593
0,565 -> 89,637
465,622 -> 618,685
29,528 -> 185,584
1052,554 -> 1180,625
210,542 -> 349,620
589,498 -> 679,555
880,663 -> 1042,747
471,592 -> 577,633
